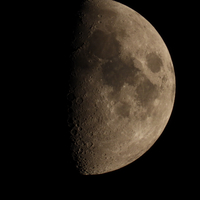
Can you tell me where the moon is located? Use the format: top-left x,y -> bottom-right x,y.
67,0 -> 175,175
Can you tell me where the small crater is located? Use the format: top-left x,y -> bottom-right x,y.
88,76 -> 93,83
67,93 -> 75,101
146,52 -> 163,73
75,122 -> 79,127
70,127 -> 78,136
86,142 -> 94,148
76,97 -> 83,104
78,127 -> 82,131
154,99 -> 160,107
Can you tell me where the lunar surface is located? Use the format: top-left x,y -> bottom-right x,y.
67,0 -> 175,175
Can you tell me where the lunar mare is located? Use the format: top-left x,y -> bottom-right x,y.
68,0 -> 175,175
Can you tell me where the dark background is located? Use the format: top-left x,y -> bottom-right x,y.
34,0 -> 198,196
6,0 -> 198,197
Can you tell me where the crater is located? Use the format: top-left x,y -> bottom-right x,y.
76,97 -> 83,104
146,52 -> 163,73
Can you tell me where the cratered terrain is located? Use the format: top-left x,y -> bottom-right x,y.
67,0 -> 176,175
